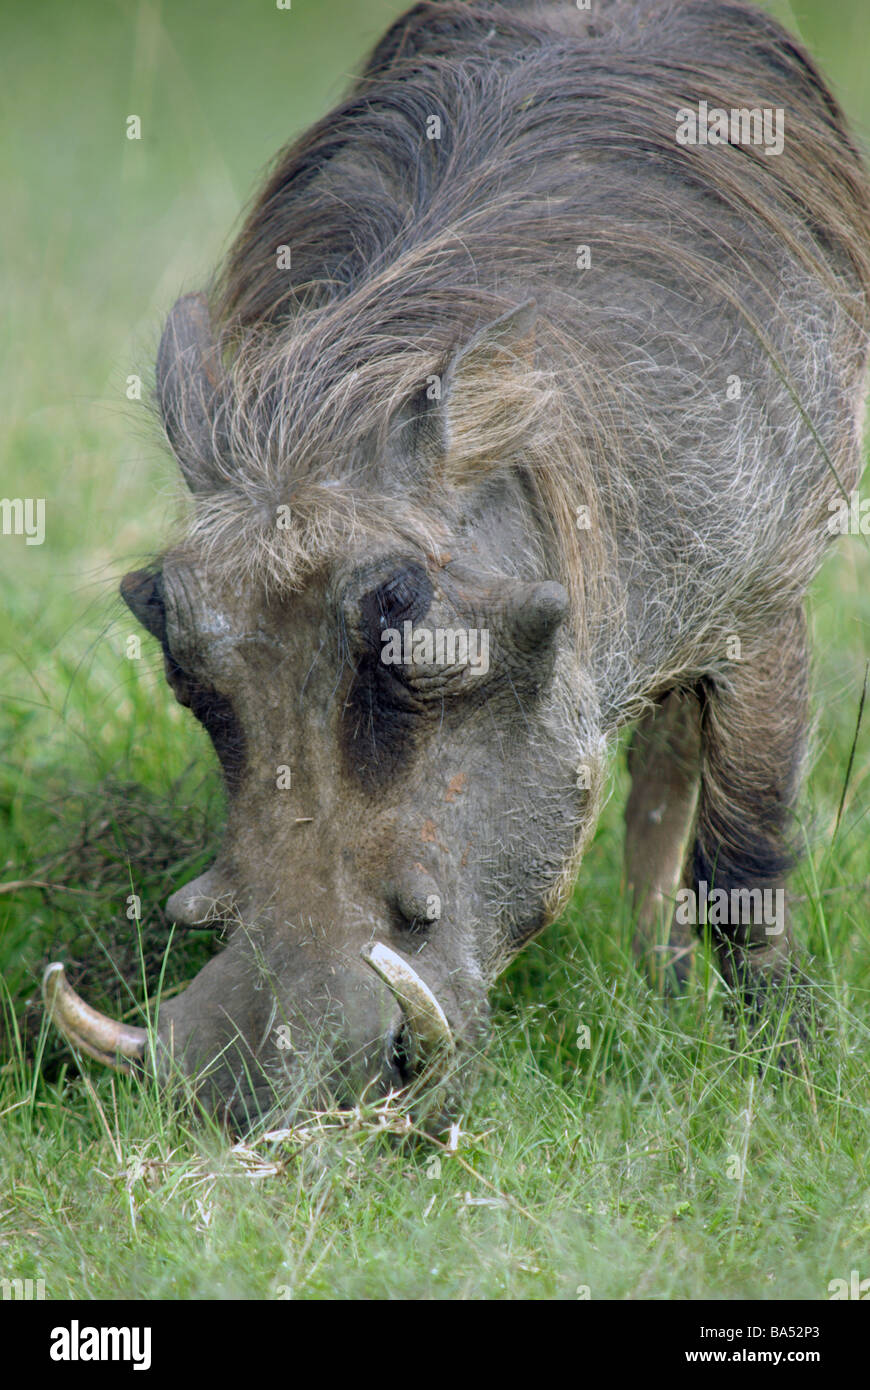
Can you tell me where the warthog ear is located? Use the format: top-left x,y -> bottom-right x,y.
444,299 -> 537,383
156,293 -> 227,493
386,300 -> 538,473
438,298 -> 538,459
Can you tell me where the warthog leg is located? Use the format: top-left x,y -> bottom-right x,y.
625,687 -> 702,992
690,607 -> 808,1026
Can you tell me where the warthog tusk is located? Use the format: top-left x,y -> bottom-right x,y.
42,962 -> 148,1072
361,941 -> 455,1070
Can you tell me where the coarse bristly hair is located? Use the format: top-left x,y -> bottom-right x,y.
159,0 -> 870,721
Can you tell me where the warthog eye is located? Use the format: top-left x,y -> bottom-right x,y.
120,568 -> 167,643
121,568 -> 245,790
339,561 -> 435,792
158,650 -> 245,792
359,561 -> 433,644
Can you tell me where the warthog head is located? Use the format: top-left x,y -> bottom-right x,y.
45,293 -> 605,1128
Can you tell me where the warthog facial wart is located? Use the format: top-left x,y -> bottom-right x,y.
44,0 -> 870,1131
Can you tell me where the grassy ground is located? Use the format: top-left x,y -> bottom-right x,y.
1,0 -> 868,1300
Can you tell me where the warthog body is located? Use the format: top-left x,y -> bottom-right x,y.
46,0 -> 870,1126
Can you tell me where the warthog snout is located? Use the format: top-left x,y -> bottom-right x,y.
44,936 -> 459,1125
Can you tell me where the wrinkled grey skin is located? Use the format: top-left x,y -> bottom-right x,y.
121,506 -> 588,1127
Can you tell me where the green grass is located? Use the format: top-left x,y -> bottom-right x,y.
1,0 -> 868,1300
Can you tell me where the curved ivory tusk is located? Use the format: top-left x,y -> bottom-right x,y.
361,942 -> 455,1069
42,963 -> 148,1073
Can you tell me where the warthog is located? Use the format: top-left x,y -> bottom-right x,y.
45,0 -> 870,1127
